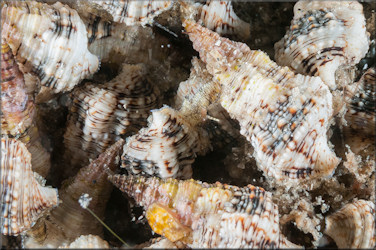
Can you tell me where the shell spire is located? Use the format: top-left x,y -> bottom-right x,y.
274,1 -> 370,89
23,139 -> 125,248
184,20 -> 340,182
1,137 -> 58,235
108,174 -> 301,248
1,1 -> 99,102
1,42 -> 51,177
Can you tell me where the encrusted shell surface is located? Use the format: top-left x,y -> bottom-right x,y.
1,1 -> 99,102
199,1 -> 250,40
121,106 -> 200,179
274,1 -> 369,89
108,174 -> 300,248
0,137 -> 58,235
74,0 -> 173,26
63,63 -> 159,177
58,235 -> 110,249
345,66 -> 375,134
324,199 -> 376,248
24,140 -> 124,248
184,20 -> 340,181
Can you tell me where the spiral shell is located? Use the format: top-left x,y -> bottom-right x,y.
1,1 -> 99,102
345,67 -> 375,135
274,1 -> 369,89
74,0 -> 173,26
1,137 -> 58,235
108,174 -> 300,248
184,20 -> 340,182
199,1 -> 250,40
63,63 -> 159,177
24,139 -> 124,248
324,199 -> 376,248
121,106 -> 200,179
58,235 -> 110,249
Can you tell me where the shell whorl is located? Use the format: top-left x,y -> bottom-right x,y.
324,199 -> 376,248
108,174 -> 299,248
1,1 -> 99,101
184,20 -> 340,181
0,137 -> 58,235
58,235 -> 110,249
63,63 -> 159,177
274,1 -> 369,89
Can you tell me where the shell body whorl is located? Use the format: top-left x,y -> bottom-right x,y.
1,1 -> 99,101
109,174 -> 300,248
274,1 -> 369,89
0,137 -> 58,235
184,20 -> 340,181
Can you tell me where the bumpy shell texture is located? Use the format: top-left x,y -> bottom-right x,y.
346,67 -> 375,134
59,235 -> 110,249
108,174 -> 300,248
121,106 -> 200,179
184,20 -> 340,181
1,137 -> 58,235
63,63 -> 159,177
324,199 -> 376,248
1,1 -> 99,101
275,1 -> 369,89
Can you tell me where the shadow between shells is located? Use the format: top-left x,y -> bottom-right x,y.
1,1 -> 375,249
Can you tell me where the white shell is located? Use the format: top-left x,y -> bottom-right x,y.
184,20 -> 340,181
1,137 -> 58,235
324,199 -> 376,248
1,1 -> 99,101
275,1 -> 369,89
58,235 -> 110,249
63,63 -> 159,177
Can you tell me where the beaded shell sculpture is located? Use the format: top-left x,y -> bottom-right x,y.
184,19 -> 340,181
345,67 -> 375,135
0,137 -> 58,235
324,199 -> 376,248
109,174 -> 301,248
1,43 -> 51,177
74,0 -> 173,26
63,63 -> 159,177
1,1 -> 99,102
58,235 -> 110,249
274,1 -> 369,89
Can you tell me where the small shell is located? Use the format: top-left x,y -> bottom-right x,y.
199,1 -> 250,40
108,174 -> 300,248
345,67 -> 375,134
63,63 -> 159,177
1,137 -> 58,235
324,199 -> 376,248
274,1 -> 369,89
75,0 -> 173,26
184,20 -> 340,182
1,1 -> 99,102
24,140 -> 125,248
58,235 -> 110,249
121,106 -> 200,179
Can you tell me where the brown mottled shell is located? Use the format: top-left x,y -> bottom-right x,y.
58,235 -> 110,249
63,63 -> 159,177
199,1 -> 250,40
74,0 -> 172,26
1,1 -> 99,102
324,199 -> 376,248
345,67 -> 375,135
274,1 -> 369,89
108,174 -> 300,248
1,137 -> 58,235
24,140 -> 124,248
121,106 -> 200,179
184,20 -> 340,182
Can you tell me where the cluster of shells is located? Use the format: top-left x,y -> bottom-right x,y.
1,0 -> 375,249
